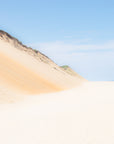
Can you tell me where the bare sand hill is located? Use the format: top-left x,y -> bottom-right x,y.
0,30 -> 85,103
0,31 -> 114,144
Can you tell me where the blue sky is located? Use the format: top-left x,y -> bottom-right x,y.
0,0 -> 114,80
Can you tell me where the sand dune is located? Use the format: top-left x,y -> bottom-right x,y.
0,31 -> 85,103
0,82 -> 114,144
0,52 -> 61,94
0,31 -> 114,144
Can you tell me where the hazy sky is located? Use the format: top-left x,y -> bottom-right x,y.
0,0 -> 114,81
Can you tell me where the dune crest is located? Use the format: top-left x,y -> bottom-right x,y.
0,30 -> 85,103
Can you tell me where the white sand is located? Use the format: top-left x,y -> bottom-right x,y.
0,81 -> 114,144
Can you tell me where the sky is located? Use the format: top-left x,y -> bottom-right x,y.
0,0 -> 114,81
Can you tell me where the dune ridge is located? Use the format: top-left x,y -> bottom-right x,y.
0,30 -> 85,103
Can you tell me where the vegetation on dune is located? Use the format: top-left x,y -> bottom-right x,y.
60,65 -> 69,70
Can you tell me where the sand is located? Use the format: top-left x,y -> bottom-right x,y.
0,31 -> 113,143
0,35 -> 84,103
0,82 -> 114,144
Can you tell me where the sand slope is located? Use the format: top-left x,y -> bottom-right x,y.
0,31 -> 113,143
0,31 -> 85,102
0,82 -> 114,144
0,52 -> 61,93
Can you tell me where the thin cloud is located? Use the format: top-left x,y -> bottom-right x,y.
30,40 -> 114,54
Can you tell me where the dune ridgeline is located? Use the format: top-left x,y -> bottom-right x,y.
0,30 -> 85,103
